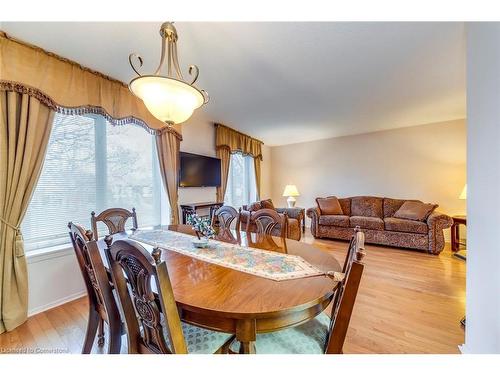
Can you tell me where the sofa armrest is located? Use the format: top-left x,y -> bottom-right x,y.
427,211 -> 453,230
427,211 -> 453,254
306,207 -> 321,238
306,207 -> 321,219
276,207 -> 304,220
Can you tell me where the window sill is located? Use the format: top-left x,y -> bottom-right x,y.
26,243 -> 74,264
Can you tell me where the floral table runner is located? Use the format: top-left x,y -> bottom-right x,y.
129,229 -> 326,281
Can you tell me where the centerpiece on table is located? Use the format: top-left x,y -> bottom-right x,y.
186,213 -> 216,248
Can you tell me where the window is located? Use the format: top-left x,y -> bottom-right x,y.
224,152 -> 257,208
22,113 -> 168,251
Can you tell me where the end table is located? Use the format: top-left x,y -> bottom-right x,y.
451,215 -> 467,253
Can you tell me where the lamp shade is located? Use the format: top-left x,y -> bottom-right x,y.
459,184 -> 467,200
282,185 -> 300,197
129,76 -> 205,125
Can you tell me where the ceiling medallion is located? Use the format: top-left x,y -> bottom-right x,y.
128,22 -> 209,126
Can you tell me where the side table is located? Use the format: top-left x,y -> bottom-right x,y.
451,215 -> 467,253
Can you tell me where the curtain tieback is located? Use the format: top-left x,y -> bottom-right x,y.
0,217 -> 20,232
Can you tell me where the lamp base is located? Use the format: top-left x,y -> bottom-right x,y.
287,196 -> 296,208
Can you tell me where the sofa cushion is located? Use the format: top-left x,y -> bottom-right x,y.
384,217 -> 428,234
316,197 -> 343,215
383,198 -> 406,218
350,216 -> 384,230
319,215 -> 350,227
351,196 -> 383,218
338,198 -> 351,216
394,201 -> 438,222
260,199 -> 275,210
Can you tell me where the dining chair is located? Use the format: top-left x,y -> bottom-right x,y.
211,206 -> 241,244
103,236 -> 234,354
231,229 -> 366,354
68,222 -> 124,354
246,208 -> 288,251
91,207 -> 138,240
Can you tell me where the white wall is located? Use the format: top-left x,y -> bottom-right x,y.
27,248 -> 86,316
178,111 -> 218,210
464,23 -> 500,353
270,120 -> 467,224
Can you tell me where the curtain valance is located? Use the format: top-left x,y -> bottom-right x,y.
214,123 -> 263,160
0,31 -> 182,139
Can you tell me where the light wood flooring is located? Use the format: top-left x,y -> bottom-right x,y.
0,233 -> 466,354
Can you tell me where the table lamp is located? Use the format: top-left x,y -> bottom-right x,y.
282,185 -> 300,208
459,184 -> 467,200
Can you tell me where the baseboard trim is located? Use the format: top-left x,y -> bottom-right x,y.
28,290 -> 87,317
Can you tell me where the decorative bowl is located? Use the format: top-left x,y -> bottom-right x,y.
192,238 -> 209,248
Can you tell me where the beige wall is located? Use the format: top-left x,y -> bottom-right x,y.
270,119 -> 467,225
178,111 -> 272,214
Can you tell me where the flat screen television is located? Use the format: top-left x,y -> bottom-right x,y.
179,152 -> 221,187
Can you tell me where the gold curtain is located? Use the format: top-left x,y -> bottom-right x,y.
156,129 -> 182,225
254,157 -> 262,200
215,123 -> 263,159
0,91 -> 55,333
214,123 -> 264,201
0,31 -> 181,136
216,147 -> 232,202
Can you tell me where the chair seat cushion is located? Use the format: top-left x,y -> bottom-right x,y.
230,312 -> 330,354
163,321 -> 232,354
384,217 -> 428,234
319,215 -> 350,227
350,216 -> 384,230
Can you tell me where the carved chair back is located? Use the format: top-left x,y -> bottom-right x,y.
211,206 -> 241,244
324,228 -> 365,354
104,237 -> 188,354
91,207 -> 138,240
68,222 -> 122,353
246,208 -> 288,251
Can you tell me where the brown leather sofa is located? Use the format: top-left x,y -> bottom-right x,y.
307,196 -> 453,254
240,199 -> 303,241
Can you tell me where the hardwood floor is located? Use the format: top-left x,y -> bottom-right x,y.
0,233 -> 465,354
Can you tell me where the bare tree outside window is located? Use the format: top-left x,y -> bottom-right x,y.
22,113 -> 166,251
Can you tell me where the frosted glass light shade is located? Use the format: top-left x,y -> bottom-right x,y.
130,76 -> 205,125
282,185 -> 300,197
459,184 -> 467,200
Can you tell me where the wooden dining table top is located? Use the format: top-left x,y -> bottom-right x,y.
97,227 -> 341,319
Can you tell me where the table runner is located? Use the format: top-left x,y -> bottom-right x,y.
129,229 -> 326,281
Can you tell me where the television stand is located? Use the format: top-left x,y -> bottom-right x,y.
180,201 -> 224,224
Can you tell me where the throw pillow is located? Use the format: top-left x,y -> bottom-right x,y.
248,201 -> 262,211
316,197 -> 343,215
260,199 -> 275,210
393,201 -> 438,222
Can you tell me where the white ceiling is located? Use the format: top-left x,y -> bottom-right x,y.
1,22 -> 466,146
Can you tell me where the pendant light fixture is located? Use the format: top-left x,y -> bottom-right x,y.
128,22 -> 208,126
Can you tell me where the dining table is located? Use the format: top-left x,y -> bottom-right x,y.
96,225 -> 341,354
